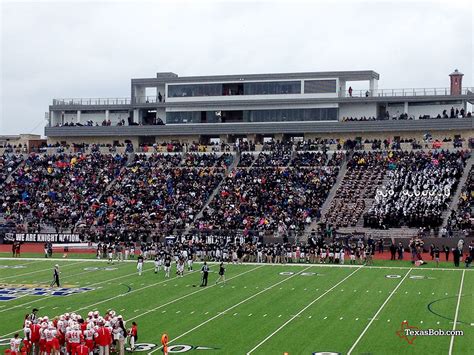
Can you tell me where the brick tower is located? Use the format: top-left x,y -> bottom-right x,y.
449,69 -> 463,95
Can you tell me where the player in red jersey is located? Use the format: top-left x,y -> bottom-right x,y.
128,322 -> 138,352
95,322 -> 112,355
75,340 -> 90,355
29,321 -> 41,355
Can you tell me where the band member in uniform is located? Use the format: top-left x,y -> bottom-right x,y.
50,265 -> 60,288
200,262 -> 209,287
215,262 -> 226,285
137,255 -> 144,276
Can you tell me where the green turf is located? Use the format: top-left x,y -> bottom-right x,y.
0,258 -> 472,354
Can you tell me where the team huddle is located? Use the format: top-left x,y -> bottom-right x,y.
9,308 -> 138,355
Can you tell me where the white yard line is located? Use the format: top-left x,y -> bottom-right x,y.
448,269 -> 465,355
0,263 -> 150,314
127,266 -> 263,324
346,268 -> 412,355
1,256 -> 471,272
246,267 -> 362,354
0,265 -> 186,337
1,260 -> 87,280
147,266 -> 313,355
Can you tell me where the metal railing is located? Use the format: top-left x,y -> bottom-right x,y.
346,87 -> 474,98
52,98 -> 131,106
51,87 -> 474,106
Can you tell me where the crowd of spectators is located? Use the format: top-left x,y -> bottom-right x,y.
194,164 -> 340,235
0,152 -> 128,232
253,151 -> 292,167
364,150 -> 469,229
446,166 -> 473,233
341,108 -> 472,122
78,153 -> 227,236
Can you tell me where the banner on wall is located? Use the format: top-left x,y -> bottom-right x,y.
4,233 -> 82,243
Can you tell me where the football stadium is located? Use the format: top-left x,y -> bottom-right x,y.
0,1 -> 473,354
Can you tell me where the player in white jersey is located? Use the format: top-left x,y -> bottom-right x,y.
154,256 -> 162,274
176,258 -> 185,277
23,322 -> 32,354
83,323 -> 95,353
10,334 -> 22,355
45,326 -> 59,355
187,253 -> 193,271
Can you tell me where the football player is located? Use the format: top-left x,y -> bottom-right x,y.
137,254 -> 144,276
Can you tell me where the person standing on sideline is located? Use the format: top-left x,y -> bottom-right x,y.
348,86 -> 353,97
389,243 -> 396,260
137,255 -> 144,276
397,242 -> 404,260
443,245 -> 450,261
215,262 -> 226,285
200,262 -> 209,287
453,247 -> 461,267
161,333 -> 168,355
50,265 -> 60,287
434,245 -> 440,267
128,322 -> 138,352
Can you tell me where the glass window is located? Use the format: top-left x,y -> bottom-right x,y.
168,84 -> 222,97
244,81 -> 301,95
304,80 -> 337,93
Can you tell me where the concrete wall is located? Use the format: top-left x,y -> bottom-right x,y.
47,136 -> 139,147
80,111 -> 106,124
64,112 -> 77,124
165,103 -> 338,112
408,103 -> 465,118
108,111 -> 129,124
338,102 -> 377,119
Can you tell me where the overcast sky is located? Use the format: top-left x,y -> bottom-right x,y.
1,0 -> 472,136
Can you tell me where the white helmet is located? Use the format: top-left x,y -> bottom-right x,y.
88,312 -> 93,317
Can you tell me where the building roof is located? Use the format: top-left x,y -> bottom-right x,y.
131,70 -> 380,85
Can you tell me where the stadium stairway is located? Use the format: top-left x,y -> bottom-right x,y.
440,152 -> 474,231
185,152 -> 240,233
301,152 -> 351,242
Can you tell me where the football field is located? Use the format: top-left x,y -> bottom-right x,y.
0,257 -> 472,355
